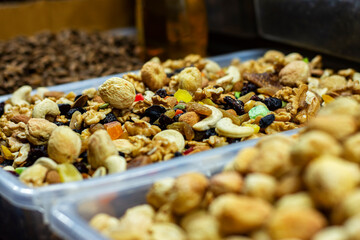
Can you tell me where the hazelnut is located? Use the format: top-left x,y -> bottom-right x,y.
276,192 -> 314,210
244,173 -> 277,202
331,188 -> 360,224
210,171 -> 243,196
141,61 -> 167,90
98,77 -> 136,109
47,126 -> 81,164
279,60 -> 310,87
150,223 -> 187,240
313,227 -> 348,240
178,112 -> 200,126
178,67 -> 202,93
284,52 -> 304,64
318,97 -> 360,117
343,133 -> 360,164
263,50 -> 285,64
19,164 -> 48,187
344,214 -> 360,240
147,177 -> 176,209
89,213 -> 119,233
26,118 -> 58,145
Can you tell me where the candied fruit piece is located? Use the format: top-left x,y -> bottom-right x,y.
57,163 -> 83,182
248,105 -> 270,119
175,109 -> 184,115
174,89 -> 193,103
134,93 -> 145,102
322,94 -> 335,103
15,167 -> 27,175
1,145 -> 13,160
99,103 -> 110,109
104,121 -> 123,140
243,124 -> 260,133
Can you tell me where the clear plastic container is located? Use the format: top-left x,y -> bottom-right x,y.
0,49 -> 268,239
255,0 -> 360,63
49,130 -> 298,240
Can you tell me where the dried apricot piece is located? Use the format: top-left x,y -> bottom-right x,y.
104,121 -> 123,140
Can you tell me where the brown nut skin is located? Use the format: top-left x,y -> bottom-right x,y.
98,77 -> 136,109
279,60 -> 310,87
87,129 -> 118,169
26,118 -> 58,145
267,208 -> 326,240
47,126 -> 81,164
210,171 -> 243,196
209,194 -> 272,235
178,67 -> 202,93
170,172 -> 209,215
141,61 -> 167,91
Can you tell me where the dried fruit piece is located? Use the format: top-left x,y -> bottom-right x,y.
259,114 -> 275,128
104,121 -> 123,140
248,105 -> 270,120
263,97 -> 282,111
134,93 -> 145,102
1,145 -> 14,160
243,124 -> 260,134
174,89 -> 193,103
186,102 -> 212,116
57,163 -> 83,183
322,94 -> 334,103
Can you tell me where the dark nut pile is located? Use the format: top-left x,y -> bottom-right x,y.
1,50 -> 360,187
0,29 -> 142,95
90,97 -> 360,240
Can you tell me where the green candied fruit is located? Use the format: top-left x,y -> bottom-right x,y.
99,103 -> 110,109
303,57 -> 309,63
249,105 -> 270,120
234,91 -> 241,99
282,101 -> 287,108
174,103 -> 186,110
15,167 -> 26,175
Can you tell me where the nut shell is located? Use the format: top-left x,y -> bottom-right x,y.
98,77 -> 135,109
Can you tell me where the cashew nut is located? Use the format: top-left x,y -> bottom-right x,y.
11,85 -> 32,106
87,129 -> 118,169
34,157 -> 58,170
13,144 -> 30,167
192,105 -> 223,131
93,166 -> 107,178
26,118 -> 58,145
36,87 -> 49,99
32,98 -> 60,122
216,66 -> 241,85
215,118 -> 254,138
153,129 -> 185,152
47,126 -> 82,164
104,155 -> 127,174
19,164 -> 48,187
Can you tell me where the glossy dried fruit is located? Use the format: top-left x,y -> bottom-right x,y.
259,114 -> 275,128
144,105 -> 167,124
104,121 -> 123,140
57,163 -> 83,182
186,102 -> 212,116
224,96 -> 244,115
263,97 -> 282,111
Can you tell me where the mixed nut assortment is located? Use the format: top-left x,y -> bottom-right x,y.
0,29 -> 142,95
1,50 -> 360,187
90,97 -> 360,240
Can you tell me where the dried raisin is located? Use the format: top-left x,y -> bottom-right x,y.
144,105 -> 166,124
73,162 -> 88,174
263,97 -> 282,111
0,102 -> 5,117
66,107 -> 85,118
100,112 -> 117,124
58,104 -> 71,115
259,114 -> 275,128
155,89 -> 168,98
25,145 -> 48,167
240,82 -> 258,96
224,96 -> 244,115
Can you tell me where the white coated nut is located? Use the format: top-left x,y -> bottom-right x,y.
193,105 -> 223,131
13,144 -> 30,167
47,126 -> 82,164
87,129 -> 118,169
153,129 -> 185,152
178,67 -> 202,93
98,77 -> 136,109
34,157 -> 58,170
104,155 -> 127,174
215,118 -> 254,138
11,85 -> 32,106
32,98 -> 60,121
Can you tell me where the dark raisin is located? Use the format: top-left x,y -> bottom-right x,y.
174,67 -> 186,74
118,151 -> 125,157
193,131 -> 206,141
72,129 -> 82,134
74,94 -> 82,101
66,107 -> 86,118
204,128 -> 217,139
174,152 -> 182,157
158,114 -> 174,128
143,105 -> 166,124
240,82 -> 258,96
1,159 -> 14,167
166,72 -> 174,78
24,145 -> 48,167
155,89 -> 168,98
259,114 -> 275,128
73,162 -> 88,174
79,151 -> 88,163
58,104 -> 71,115
223,96 -> 244,115
54,121 -> 68,126
227,138 -> 242,144
173,113 -> 183,122
100,112 -> 118,124
263,97 -> 282,111
0,102 -> 5,117
250,95 -> 262,101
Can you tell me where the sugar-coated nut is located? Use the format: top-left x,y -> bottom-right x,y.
89,213 -> 119,233
32,98 -> 60,121
98,77 -> 136,109
343,133 -> 360,164
19,164 -> 48,187
11,85 -> 32,106
210,171 -> 243,196
276,192 -> 314,210
141,61 -> 167,90
267,208 -> 326,240
180,210 -> 221,240
344,214 -> 360,240
170,172 -> 209,215
47,126 -> 81,164
318,97 -> 360,117
104,155 -> 127,174
26,118 -> 58,145
244,173 -> 277,202
305,155 -> 360,208
178,67 -> 202,93
331,188 -> 360,224
147,177 -> 176,209
209,194 -> 272,235
153,129 -> 185,152
313,226 -> 348,240
178,112 -> 200,126
87,129 -> 118,169
279,60 -> 310,87
150,223 -> 187,240
290,130 -> 342,166
319,75 -> 347,92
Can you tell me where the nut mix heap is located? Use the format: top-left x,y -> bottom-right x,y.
0,29 -> 142,95
90,97 -> 360,240
1,50 -> 360,187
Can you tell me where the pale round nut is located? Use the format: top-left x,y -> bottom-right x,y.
244,173 -> 277,202
178,67 -> 202,93
47,126 -> 81,164
19,164 -> 48,187
313,226 -> 348,240
26,118 -> 58,145
104,155 -> 127,174
146,177 -> 176,209
210,171 -> 243,196
98,77 -> 136,109
150,223 -> 187,240
279,60 -> 310,87
153,129 -> 185,152
141,61 -> 167,90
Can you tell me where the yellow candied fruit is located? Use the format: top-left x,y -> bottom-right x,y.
1,145 -> 14,160
202,98 -> 216,106
174,89 -> 193,103
322,94 -> 335,104
243,124 -> 260,134
57,163 -> 83,183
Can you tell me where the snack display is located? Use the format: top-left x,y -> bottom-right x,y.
1,50 -> 360,187
0,29 -> 142,95
89,97 -> 360,240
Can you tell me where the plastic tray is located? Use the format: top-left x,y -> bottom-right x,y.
255,0 -> 360,63
49,130 -> 298,240
0,49 -> 268,240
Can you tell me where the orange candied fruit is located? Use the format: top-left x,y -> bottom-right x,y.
322,94 -> 335,104
104,121 -> 123,140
